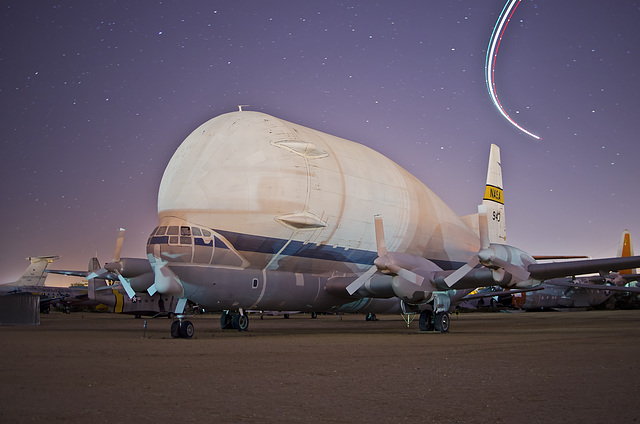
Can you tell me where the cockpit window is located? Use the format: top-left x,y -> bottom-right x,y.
192,227 -> 202,237
202,229 -> 211,237
167,226 -> 179,235
180,226 -> 191,236
155,226 -> 167,236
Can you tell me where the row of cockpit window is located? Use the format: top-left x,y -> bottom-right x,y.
148,225 -> 213,246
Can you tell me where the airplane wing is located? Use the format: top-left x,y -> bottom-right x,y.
527,256 -> 640,281
46,269 -> 89,278
544,278 -> 640,294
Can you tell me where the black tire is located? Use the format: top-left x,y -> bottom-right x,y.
180,320 -> 195,338
433,312 -> 450,333
419,310 -> 434,332
232,313 -> 249,331
170,320 -> 181,338
220,311 -> 233,329
311,312 -> 317,319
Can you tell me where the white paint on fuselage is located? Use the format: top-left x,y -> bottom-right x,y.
157,111 -> 479,273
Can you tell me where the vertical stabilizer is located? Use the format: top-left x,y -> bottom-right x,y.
87,256 -> 106,301
14,255 -> 60,286
482,144 -> 506,244
617,230 -> 635,274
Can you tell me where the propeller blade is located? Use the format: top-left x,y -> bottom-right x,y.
491,257 -> 531,282
346,266 -> 378,295
478,205 -> 490,249
112,228 -> 125,262
147,284 -> 158,296
444,256 -> 480,287
87,267 -> 108,280
117,274 -> 136,299
387,264 -> 424,286
374,215 -> 387,257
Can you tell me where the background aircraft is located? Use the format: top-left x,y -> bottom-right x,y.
48,254 -> 184,318
461,230 -> 640,310
106,111 -> 640,338
0,255 -> 60,288
0,255 -> 86,313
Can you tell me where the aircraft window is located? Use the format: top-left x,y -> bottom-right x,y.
202,229 -> 212,237
167,226 -> 179,235
192,227 -> 202,237
156,226 -> 167,235
180,226 -> 191,236
252,278 -> 259,289
169,236 -> 179,244
180,236 -> 192,245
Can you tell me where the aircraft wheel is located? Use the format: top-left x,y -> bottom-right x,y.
232,313 -> 249,331
220,311 -> 233,329
311,312 -> 317,319
170,320 -> 181,338
419,310 -> 434,332
180,320 -> 195,339
433,312 -> 450,333
365,313 -> 377,321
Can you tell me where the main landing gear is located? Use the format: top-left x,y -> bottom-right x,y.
220,310 -> 249,331
418,310 -> 450,333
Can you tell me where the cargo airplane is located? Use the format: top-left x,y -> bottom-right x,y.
89,111 -> 640,338
0,255 -> 81,313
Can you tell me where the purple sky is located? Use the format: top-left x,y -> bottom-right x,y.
2,1 -> 639,285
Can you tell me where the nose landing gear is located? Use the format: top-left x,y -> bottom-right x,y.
170,316 -> 195,338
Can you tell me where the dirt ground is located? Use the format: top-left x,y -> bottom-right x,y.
1,310 -> 639,423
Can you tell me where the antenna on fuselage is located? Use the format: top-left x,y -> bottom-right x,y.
238,105 -> 249,111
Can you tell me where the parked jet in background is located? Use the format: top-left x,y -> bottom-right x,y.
0,255 -> 60,288
106,111 -> 640,338
0,255 -> 82,313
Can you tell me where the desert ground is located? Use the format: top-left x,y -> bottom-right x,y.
1,309 -> 639,423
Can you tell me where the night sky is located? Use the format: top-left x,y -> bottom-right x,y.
2,1 -> 639,285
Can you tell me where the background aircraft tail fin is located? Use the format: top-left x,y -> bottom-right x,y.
14,255 -> 60,286
87,256 -> 107,301
482,144 -> 506,244
617,230 -> 635,274
88,256 -> 101,273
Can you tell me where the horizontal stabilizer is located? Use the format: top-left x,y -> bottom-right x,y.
528,255 -> 640,280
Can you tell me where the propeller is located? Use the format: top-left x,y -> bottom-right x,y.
86,228 -> 137,299
146,258 -> 188,314
444,205 -> 531,287
346,215 -> 425,296
147,259 -> 184,298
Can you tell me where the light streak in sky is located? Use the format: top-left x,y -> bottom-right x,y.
485,0 -> 541,140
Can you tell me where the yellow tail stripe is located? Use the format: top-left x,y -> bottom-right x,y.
113,290 -> 124,313
483,185 -> 504,205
